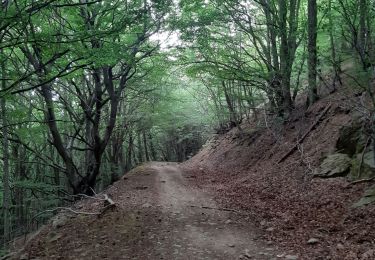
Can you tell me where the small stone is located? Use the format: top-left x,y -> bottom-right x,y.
362,249 -> 375,259
142,203 -> 152,208
260,220 -> 267,226
52,215 -> 69,229
307,238 -> 319,245
228,244 -> 235,247
48,233 -> 63,243
20,253 -> 29,260
243,250 -> 252,258
285,255 -> 298,260
225,219 -> 233,224
336,243 -> 345,250
266,227 -> 275,232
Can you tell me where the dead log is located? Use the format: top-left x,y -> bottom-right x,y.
278,104 -> 332,164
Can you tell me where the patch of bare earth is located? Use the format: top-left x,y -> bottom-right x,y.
182,92 -> 375,260
12,162 -> 281,259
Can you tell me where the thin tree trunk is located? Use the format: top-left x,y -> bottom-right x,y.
143,130 -> 150,161
359,0 -> 368,70
307,0 -> 318,105
148,133 -> 157,160
125,131 -> 134,172
328,0 -> 342,89
1,56 -> 11,245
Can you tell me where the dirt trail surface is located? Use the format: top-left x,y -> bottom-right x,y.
16,162 -> 282,259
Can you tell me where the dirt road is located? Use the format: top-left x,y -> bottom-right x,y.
17,162 -> 280,259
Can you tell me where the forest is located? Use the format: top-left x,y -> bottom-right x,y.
1,0 -> 375,258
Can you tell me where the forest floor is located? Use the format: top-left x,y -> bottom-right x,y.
11,162 -> 285,260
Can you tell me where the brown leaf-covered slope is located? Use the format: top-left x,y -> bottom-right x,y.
183,92 -> 375,259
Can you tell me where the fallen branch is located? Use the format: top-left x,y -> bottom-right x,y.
47,207 -> 101,215
189,205 -> 243,214
32,194 -> 116,219
348,176 -> 375,186
278,104 -> 332,164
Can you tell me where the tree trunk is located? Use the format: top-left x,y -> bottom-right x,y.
148,133 -> 157,160
125,131 -> 134,172
137,131 -> 144,163
307,0 -> 318,106
222,81 -> 237,127
328,0 -> 342,89
359,0 -> 368,70
278,0 -> 293,116
143,130 -> 150,161
1,58 -> 11,245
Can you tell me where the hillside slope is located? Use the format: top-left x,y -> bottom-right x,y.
183,92 -> 375,259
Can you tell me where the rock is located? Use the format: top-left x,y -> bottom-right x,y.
52,214 -> 69,229
228,244 -> 235,247
225,219 -> 232,224
266,227 -> 275,232
336,122 -> 364,156
362,150 -> 375,169
314,153 -> 351,178
135,186 -> 148,190
352,185 -> 375,207
260,220 -> 267,226
20,253 -> 29,260
243,249 -> 252,258
349,159 -> 371,181
336,243 -> 345,250
307,238 -> 319,245
362,249 -> 375,259
48,232 -> 63,243
141,203 -> 152,208
284,255 -> 298,260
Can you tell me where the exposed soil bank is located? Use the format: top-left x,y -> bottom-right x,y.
183,92 -> 375,259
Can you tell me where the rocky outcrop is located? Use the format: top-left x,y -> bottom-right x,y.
352,186 -> 375,207
315,122 -> 375,180
313,153 -> 352,177
336,122 -> 365,156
